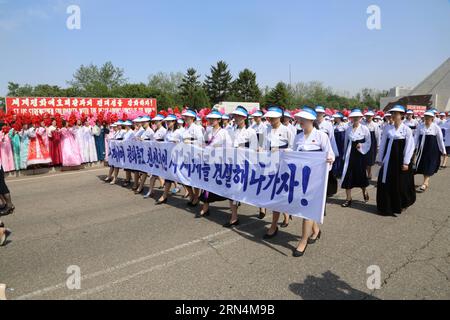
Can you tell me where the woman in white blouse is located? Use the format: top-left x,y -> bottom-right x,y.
376,105 -> 416,215
292,108 -> 335,257
262,106 -> 295,239
198,110 -> 232,218
181,109 -> 205,207
414,110 -> 447,193
341,109 -> 371,208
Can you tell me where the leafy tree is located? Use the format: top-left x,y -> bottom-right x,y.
204,61 -> 233,104
264,82 -> 291,108
68,61 -> 127,96
179,68 -> 210,108
231,69 -> 261,102
7,82 -> 33,97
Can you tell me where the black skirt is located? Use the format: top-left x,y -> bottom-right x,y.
415,135 -> 441,176
199,190 -> 227,204
342,139 -> 369,189
377,139 -> 416,215
332,130 -> 346,178
0,167 -> 10,195
366,131 -> 378,166
327,172 -> 338,197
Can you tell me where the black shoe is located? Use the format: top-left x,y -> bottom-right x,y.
187,200 -> 199,207
0,206 -> 15,217
223,220 -> 240,228
364,191 -> 370,203
307,230 -> 322,245
201,210 -> 210,217
341,200 -> 352,208
122,181 -> 130,187
155,198 -> 168,205
293,245 -> 308,257
280,222 -> 289,228
258,211 -> 266,220
263,228 -> 279,239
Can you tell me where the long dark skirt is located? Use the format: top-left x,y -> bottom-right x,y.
199,190 -> 227,204
342,140 -> 369,189
332,130 -> 346,178
377,139 -> 416,215
0,167 -> 10,195
327,172 -> 338,197
415,135 -> 441,176
366,131 -> 378,166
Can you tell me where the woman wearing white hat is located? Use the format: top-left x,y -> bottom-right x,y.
120,120 -> 137,188
104,121 -> 126,185
198,110 -> 232,218
404,110 -> 419,135
414,110 -> 447,193
332,112 -> 347,179
291,107 -> 335,257
250,110 -> 268,149
376,105 -> 416,215
224,106 -> 258,228
440,115 -> 450,169
262,106 -> 295,238
133,116 -> 155,194
362,110 -> 381,180
180,109 -> 205,207
144,114 -> 168,199
151,114 -> 185,205
341,109 -> 372,207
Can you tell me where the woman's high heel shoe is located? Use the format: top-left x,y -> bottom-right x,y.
293,244 -> 308,257
308,230 -> 322,245
341,200 -> 352,208
0,206 -> 14,216
364,191 -> 370,203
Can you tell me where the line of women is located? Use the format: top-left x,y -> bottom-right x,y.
103,105 -> 448,258
0,119 -> 110,172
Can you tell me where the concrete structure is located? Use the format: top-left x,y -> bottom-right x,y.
409,58 -> 450,111
380,86 -> 413,109
381,58 -> 450,111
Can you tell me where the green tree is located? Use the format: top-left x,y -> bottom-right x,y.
68,61 -> 127,96
264,82 -> 291,108
148,72 -> 183,95
7,82 -> 34,97
231,69 -> 261,102
179,68 -> 210,108
204,61 -> 233,104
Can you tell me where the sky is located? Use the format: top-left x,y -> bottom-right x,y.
0,0 -> 449,97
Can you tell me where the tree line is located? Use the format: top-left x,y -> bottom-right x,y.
1,61 -> 388,111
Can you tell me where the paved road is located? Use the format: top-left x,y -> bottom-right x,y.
0,166 -> 449,300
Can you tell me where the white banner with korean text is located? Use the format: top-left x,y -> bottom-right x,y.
108,140 -> 329,223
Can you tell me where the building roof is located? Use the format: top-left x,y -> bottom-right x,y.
409,58 -> 450,111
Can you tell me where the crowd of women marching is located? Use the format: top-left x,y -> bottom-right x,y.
98,105 -> 449,257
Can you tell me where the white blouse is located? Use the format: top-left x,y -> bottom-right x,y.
414,122 -> 446,155
263,124 -> 294,151
204,127 -> 232,148
294,128 -> 335,171
153,126 -> 167,142
140,127 -> 155,140
182,123 -> 205,146
230,126 -> 258,150
377,123 -> 415,184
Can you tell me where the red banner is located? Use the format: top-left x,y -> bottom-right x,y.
407,105 -> 427,116
5,97 -> 157,115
